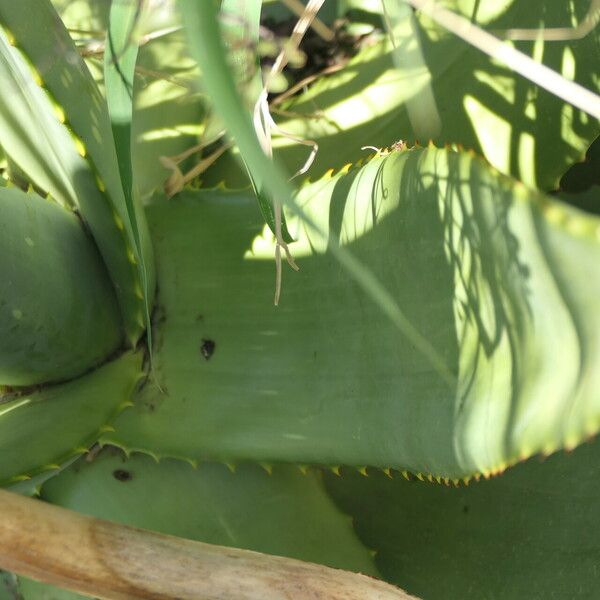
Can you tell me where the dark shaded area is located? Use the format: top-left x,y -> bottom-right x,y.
551,136 -> 600,214
112,469 -> 133,482
261,15 -> 365,98
0,570 -> 21,600
324,439 -> 600,600
200,339 -> 216,361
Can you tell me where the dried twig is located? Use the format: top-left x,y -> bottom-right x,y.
0,489 -> 418,600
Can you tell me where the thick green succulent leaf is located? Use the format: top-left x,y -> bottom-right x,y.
105,146 -> 600,479
0,571 -> 17,600
0,352 -> 141,488
203,0 -> 599,192
16,450 -> 377,599
44,450 -> 376,573
324,439 -> 600,600
0,187 -> 122,386
0,0 -> 155,345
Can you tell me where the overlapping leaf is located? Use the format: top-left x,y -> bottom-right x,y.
0,352 -> 141,487
104,145 -> 600,479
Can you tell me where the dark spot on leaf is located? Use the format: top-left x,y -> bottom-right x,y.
462,505 -> 469,514
113,469 -> 133,482
201,339 -> 216,360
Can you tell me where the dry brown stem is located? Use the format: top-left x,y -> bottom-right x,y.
0,488 -> 418,600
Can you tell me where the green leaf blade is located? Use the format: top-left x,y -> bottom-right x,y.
0,352 -> 142,488
104,0 -> 155,359
105,146 -> 600,479
0,0 -> 155,345
0,187 -> 122,386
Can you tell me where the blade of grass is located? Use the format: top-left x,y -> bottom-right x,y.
221,0 -> 296,249
177,0 -> 456,387
104,0 -> 154,360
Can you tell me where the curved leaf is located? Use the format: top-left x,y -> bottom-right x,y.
0,352 -> 141,487
0,0 -> 155,345
41,450 -> 377,574
105,146 -> 600,479
0,187 -> 121,386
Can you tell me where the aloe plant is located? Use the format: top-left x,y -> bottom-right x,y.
0,1 -> 599,598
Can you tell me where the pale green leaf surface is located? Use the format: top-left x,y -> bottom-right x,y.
16,450 -> 377,599
0,0 -> 155,344
324,439 -> 600,600
41,450 -> 377,574
105,146 -> 600,478
0,187 -> 122,386
180,0 -> 442,372
0,352 -> 141,487
203,0 -> 599,192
